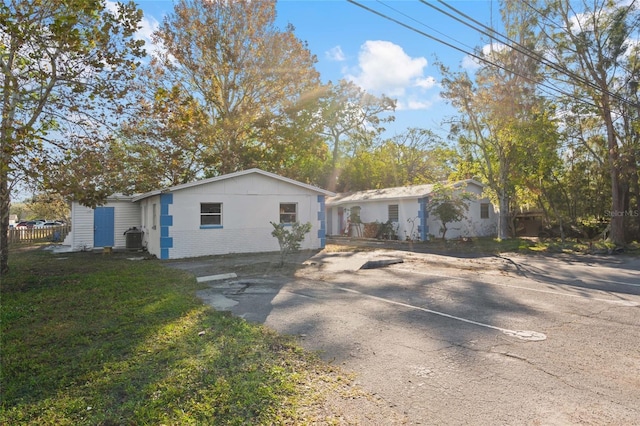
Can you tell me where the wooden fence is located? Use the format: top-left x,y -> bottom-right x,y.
8,225 -> 71,244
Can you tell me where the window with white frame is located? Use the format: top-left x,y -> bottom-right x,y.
280,203 -> 297,224
388,204 -> 399,222
201,203 -> 222,226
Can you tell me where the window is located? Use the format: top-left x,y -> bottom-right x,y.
480,203 -> 490,219
201,203 -> 222,226
280,203 -> 297,224
388,204 -> 399,222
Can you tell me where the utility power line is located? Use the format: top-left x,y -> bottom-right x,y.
348,0 -> 602,110
349,0 -> 640,111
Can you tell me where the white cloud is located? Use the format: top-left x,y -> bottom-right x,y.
326,46 -> 346,61
461,54 -> 481,70
397,99 -> 433,111
106,1 -> 162,59
346,40 -> 428,97
136,14 -> 162,58
415,76 -> 436,90
462,42 -> 508,70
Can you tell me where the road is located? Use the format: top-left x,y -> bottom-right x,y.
182,251 -> 640,424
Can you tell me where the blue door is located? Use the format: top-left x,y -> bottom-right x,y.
94,207 -> 115,247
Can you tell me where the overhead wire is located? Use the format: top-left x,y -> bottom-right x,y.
347,0 -> 603,111
423,0 -> 639,109
518,0 -> 640,90
426,0 -> 624,105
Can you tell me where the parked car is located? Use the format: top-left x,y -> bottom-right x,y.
42,222 -> 58,227
15,220 -> 45,229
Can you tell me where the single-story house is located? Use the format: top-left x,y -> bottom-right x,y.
325,180 -> 497,240
65,169 -> 334,259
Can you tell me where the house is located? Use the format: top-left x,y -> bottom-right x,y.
66,194 -> 140,251
325,180 -> 497,240
66,169 -> 334,259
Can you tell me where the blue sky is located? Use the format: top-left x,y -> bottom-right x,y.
135,0 -> 501,139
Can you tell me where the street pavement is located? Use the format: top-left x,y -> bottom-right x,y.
168,250 -> 640,425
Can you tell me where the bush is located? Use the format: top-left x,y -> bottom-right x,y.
270,221 -> 312,266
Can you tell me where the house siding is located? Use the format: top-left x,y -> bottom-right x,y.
68,198 -> 140,250
427,184 -> 496,239
112,201 -> 141,248
145,173 -> 327,259
326,181 -> 497,240
69,202 -> 94,251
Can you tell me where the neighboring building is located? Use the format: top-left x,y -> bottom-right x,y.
66,169 -> 334,259
325,180 -> 497,240
514,210 -> 544,237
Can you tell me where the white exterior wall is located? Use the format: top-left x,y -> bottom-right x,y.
68,198 -> 141,250
332,199 -> 422,240
112,200 -> 142,248
68,201 -> 94,250
145,173 -> 326,259
327,183 -> 498,240
427,185 -> 497,239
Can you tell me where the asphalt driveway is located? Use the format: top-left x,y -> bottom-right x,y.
167,250 -> 640,424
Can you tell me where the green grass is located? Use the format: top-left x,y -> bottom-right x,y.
0,247 -> 350,425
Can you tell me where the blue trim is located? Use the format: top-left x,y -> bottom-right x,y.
418,197 -> 429,241
200,225 -> 223,229
317,195 -> 326,248
159,193 -> 174,259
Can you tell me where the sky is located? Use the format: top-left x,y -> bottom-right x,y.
134,0 -> 502,139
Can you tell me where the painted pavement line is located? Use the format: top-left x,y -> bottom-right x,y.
333,285 -> 547,342
398,269 -> 639,307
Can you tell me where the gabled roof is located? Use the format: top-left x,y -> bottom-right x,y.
326,179 -> 484,206
132,168 -> 334,202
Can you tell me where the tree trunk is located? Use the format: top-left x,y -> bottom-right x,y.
605,113 -> 626,246
327,134 -> 340,192
0,168 -> 9,276
498,191 -> 510,240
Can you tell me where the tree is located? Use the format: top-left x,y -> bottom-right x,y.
541,0 -> 640,245
123,0 -> 323,189
427,183 -> 473,240
339,128 -> 457,191
312,80 -> 396,191
439,2 -> 550,239
25,192 -> 70,222
0,0 -> 145,274
270,221 -> 312,267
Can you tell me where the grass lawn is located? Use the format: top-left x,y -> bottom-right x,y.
0,246 -> 352,425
